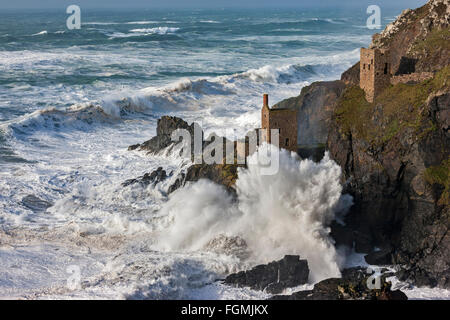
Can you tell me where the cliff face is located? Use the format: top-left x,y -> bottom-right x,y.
273,81 -> 346,146
328,78 -> 449,287
287,0 -> 450,288
326,0 -> 450,288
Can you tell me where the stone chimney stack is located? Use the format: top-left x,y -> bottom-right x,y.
263,93 -> 269,107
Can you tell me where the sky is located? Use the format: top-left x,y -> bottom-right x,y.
0,0 -> 429,10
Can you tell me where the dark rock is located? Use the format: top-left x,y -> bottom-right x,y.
377,289 -> 408,301
129,116 -> 198,155
127,144 -> 140,151
353,231 -> 374,254
21,195 -> 53,212
122,167 -> 168,187
364,249 -> 394,265
270,267 -> 408,300
167,172 -> 185,194
224,255 -> 309,294
330,221 -> 354,248
129,115 -> 243,194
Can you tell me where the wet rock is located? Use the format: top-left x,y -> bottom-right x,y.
330,221 -> 354,248
271,267 -> 408,300
122,167 -> 168,187
129,116 -> 197,154
224,255 -> 309,294
21,195 -> 53,212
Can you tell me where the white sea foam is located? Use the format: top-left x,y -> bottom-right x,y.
129,27 -> 180,34
125,21 -> 160,24
156,145 -> 352,283
108,27 -> 180,39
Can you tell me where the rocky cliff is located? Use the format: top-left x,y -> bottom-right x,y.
328,70 -> 449,287
327,0 -> 450,288
274,0 -> 450,288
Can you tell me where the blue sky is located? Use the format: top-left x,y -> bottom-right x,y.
0,0 -> 428,9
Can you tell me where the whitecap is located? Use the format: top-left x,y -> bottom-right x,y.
31,30 -> 48,36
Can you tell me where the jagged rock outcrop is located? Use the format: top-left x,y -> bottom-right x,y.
122,167 -> 168,187
270,267 -> 407,300
128,116 -> 241,194
224,255 -> 309,294
128,116 -> 197,154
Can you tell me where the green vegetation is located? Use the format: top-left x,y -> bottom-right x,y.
424,158 -> 450,206
410,27 -> 450,56
334,66 -> 450,149
334,86 -> 371,139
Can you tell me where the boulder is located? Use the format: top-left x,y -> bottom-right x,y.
270,267 -> 408,300
224,255 -> 309,294
122,167 -> 168,187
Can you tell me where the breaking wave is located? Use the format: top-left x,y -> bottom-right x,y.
31,30 -> 48,36
3,55 -> 355,138
157,145 -> 353,282
129,27 -> 180,34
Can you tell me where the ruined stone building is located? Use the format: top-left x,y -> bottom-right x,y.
360,47 -> 434,102
258,94 -> 298,152
360,48 -> 392,103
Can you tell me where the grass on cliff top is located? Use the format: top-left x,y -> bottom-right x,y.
334,66 -> 450,148
424,158 -> 450,206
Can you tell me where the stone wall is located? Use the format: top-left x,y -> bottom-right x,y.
266,109 -> 298,151
390,72 -> 434,85
259,94 -> 298,152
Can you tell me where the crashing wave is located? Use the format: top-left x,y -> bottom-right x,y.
156,145 -> 353,282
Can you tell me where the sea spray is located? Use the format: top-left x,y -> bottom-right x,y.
157,145 -> 353,282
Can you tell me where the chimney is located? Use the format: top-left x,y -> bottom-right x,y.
263,93 -> 269,107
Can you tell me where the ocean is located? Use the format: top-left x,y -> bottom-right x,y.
0,7 -> 448,299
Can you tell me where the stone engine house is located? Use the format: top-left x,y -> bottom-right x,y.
360,48 -> 391,103
359,47 -> 433,103
259,94 -> 298,152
